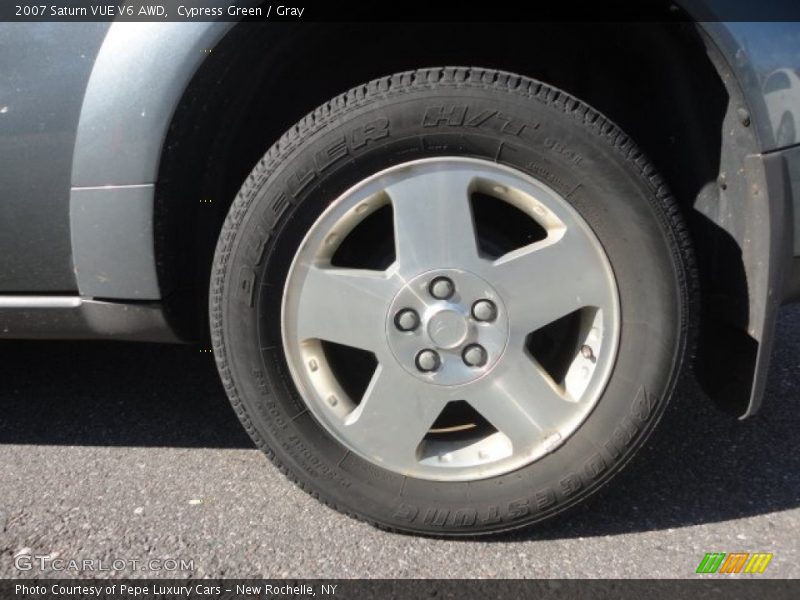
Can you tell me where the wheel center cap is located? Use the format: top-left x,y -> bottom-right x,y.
386,268 -> 509,386
427,310 -> 468,349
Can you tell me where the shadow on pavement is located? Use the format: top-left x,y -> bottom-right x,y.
0,340 -> 252,449
0,307 -> 798,535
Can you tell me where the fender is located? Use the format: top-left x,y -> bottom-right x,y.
689,16 -> 798,416
69,21 -> 235,300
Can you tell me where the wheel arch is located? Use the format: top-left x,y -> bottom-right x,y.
68,21 -> 236,305
72,17 -> 792,416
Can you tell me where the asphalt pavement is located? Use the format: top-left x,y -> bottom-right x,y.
1,307 -> 799,579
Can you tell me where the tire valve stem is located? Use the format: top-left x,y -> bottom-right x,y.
580,344 -> 595,361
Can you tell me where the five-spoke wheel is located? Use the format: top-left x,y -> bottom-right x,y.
282,158 -> 619,480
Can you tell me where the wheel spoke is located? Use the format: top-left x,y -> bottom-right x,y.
490,230 -> 611,336
468,352 -> 577,452
294,264 -> 396,352
386,168 -> 480,273
342,364 -> 444,471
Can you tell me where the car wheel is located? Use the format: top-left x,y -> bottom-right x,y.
210,67 -> 695,535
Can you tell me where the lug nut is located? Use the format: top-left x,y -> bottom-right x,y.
462,344 -> 488,367
472,299 -> 497,322
429,277 -> 455,300
394,308 -> 420,332
415,349 -> 441,373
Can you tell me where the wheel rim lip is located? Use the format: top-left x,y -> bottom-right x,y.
280,157 -> 621,481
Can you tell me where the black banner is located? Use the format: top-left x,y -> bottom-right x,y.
4,0 -> 800,23
3,579 -> 799,600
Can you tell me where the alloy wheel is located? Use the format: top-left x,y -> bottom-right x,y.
281,157 -> 620,481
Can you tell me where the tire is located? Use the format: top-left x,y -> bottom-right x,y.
211,67 -> 695,536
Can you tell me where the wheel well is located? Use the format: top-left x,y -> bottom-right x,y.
156,19 -> 729,345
